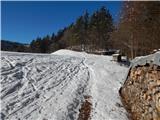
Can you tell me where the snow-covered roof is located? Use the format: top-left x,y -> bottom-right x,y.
112,54 -> 120,56
131,51 -> 160,67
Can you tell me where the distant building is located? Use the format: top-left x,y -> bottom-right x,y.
112,54 -> 121,62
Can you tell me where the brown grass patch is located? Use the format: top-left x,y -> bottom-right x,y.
78,96 -> 92,120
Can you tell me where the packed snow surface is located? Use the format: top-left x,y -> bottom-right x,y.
1,50 -> 129,120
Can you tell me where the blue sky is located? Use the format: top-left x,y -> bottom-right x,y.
2,1 -> 123,44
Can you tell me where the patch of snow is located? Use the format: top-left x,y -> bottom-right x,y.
131,51 -> 160,67
1,50 -> 129,120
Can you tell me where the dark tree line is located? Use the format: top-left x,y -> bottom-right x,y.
30,28 -> 67,53
1,40 -> 29,52
30,6 -> 114,53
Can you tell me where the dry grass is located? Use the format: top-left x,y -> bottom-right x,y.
78,96 -> 92,120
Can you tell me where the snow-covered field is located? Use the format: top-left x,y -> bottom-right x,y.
1,50 -> 129,120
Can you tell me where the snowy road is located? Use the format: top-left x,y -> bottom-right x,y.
1,50 -> 129,120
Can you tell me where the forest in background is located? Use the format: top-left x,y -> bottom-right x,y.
1,1 -> 160,59
112,1 -> 160,59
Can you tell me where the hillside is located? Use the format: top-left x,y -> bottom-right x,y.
1,50 -> 129,120
1,40 -> 29,52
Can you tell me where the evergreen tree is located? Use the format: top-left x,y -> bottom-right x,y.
89,11 -> 99,50
74,16 -> 85,50
51,33 -> 55,41
89,7 -> 113,50
83,10 -> 89,50
29,6 -> 114,53
30,37 -> 42,53
41,35 -> 51,53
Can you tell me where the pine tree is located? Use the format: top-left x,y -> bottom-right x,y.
41,35 -> 51,53
29,6 -> 114,53
83,10 -> 89,51
74,16 -> 85,50
30,37 -> 42,53
51,33 -> 55,41
89,11 -> 99,50
89,7 -> 113,50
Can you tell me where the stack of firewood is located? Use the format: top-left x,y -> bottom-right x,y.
120,64 -> 160,120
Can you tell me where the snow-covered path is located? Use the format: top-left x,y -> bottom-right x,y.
1,50 -> 129,120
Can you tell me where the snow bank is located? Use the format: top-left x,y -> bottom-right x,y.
52,49 -> 88,58
131,51 -> 160,67
52,49 -> 105,58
